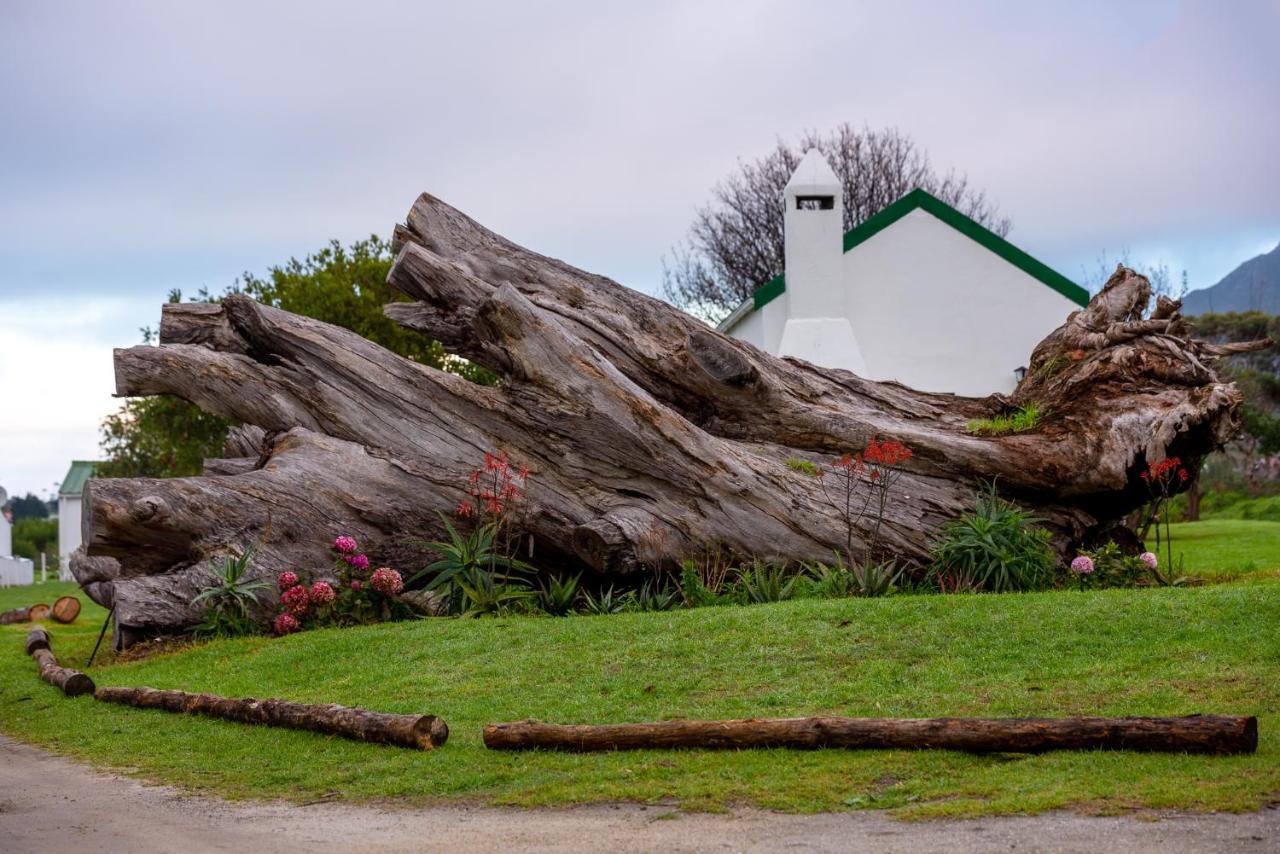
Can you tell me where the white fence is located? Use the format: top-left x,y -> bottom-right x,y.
0,555 -> 35,586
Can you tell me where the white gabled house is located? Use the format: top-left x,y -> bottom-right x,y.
718,150 -> 1089,396
57,460 -> 98,581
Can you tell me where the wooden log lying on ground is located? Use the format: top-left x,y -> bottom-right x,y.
51,596 -> 81,624
93,686 -> 449,750
1,604 -> 50,624
483,715 -> 1258,755
24,627 -> 50,655
24,628 -> 95,697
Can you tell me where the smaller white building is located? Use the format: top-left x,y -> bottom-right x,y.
719,150 -> 1089,396
0,509 -> 34,587
57,461 -> 98,581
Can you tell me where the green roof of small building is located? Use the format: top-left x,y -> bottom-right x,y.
719,188 -> 1089,332
58,461 -> 100,497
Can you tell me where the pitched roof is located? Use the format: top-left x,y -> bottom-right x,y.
718,188 -> 1088,332
58,461 -> 99,497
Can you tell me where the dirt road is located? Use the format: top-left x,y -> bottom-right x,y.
1,736 -> 1275,852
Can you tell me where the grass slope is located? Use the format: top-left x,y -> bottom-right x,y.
1,576 -> 1278,818
1166,520 -> 1280,581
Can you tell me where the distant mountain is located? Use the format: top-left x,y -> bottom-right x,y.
1182,242 -> 1280,315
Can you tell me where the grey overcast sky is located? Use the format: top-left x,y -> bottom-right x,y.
1,0 -> 1278,496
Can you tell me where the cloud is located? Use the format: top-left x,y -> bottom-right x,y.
0,0 -> 1277,493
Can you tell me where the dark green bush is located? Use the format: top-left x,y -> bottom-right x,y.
929,484 -> 1057,592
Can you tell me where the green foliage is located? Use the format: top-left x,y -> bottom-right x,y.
1241,406 -> 1280,456
5,493 -> 49,520
536,573 -> 581,616
735,559 -> 798,604
851,559 -> 902,597
411,515 -> 534,617
631,578 -> 679,612
98,395 -> 232,479
804,560 -> 855,598
784,457 -> 819,476
679,561 -> 721,607
966,404 -> 1042,437
1074,543 -> 1158,589
930,483 -> 1057,592
579,585 -> 628,615
10,517 -> 57,563
191,547 -> 270,639
1173,492 -> 1280,524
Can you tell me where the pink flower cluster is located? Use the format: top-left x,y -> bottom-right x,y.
333,535 -> 358,554
1139,551 -> 1158,569
310,580 -> 335,605
1070,555 -> 1094,575
273,613 -> 300,635
281,583 -> 310,615
370,567 -> 404,597
278,571 -> 299,590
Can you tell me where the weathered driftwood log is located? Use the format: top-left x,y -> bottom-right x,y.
93,686 -> 449,750
24,629 -> 95,697
80,191 -> 1270,641
1,604 -> 49,625
483,715 -> 1258,755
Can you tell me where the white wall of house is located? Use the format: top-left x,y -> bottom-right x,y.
0,556 -> 34,586
0,513 -> 10,557
719,155 -> 1084,397
57,494 -> 82,580
844,209 -> 1081,396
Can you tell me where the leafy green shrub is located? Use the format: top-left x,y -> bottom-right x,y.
929,484 -> 1056,592
967,404 -> 1042,436
851,559 -> 902,597
633,578 -> 679,612
679,560 -> 722,607
579,586 -> 629,615
536,573 -> 581,616
411,515 -> 534,615
736,559 -> 798,604
804,560 -> 855,598
192,546 -> 270,639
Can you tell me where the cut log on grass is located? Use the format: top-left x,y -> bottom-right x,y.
482,715 -> 1258,755
80,190 -> 1271,642
0,604 -> 48,624
93,686 -> 449,750
24,627 -> 50,655
51,596 -> 81,624
24,630 -> 95,697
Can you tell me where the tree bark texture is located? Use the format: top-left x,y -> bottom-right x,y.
93,686 -> 449,750
76,192 -> 1270,641
24,629 -> 95,697
483,715 -> 1258,755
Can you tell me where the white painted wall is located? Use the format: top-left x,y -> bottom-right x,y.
844,209 -> 1080,396
775,150 -> 866,375
0,555 -> 34,586
58,494 -> 82,580
0,513 -> 10,557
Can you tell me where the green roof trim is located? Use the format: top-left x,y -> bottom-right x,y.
753,273 -> 785,309
741,187 -> 1089,317
58,461 -> 99,497
842,188 -> 1089,307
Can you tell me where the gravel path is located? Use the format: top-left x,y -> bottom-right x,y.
1,735 -> 1275,853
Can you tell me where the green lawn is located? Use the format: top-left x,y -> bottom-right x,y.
1,568 -> 1278,819
1166,520 -> 1280,581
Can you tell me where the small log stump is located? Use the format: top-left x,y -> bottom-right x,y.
483,715 -> 1258,755
93,686 -> 449,750
51,596 -> 81,624
2,604 -> 50,624
24,629 -> 95,697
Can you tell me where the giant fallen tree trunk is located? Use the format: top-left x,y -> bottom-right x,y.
93,686 -> 449,750
76,192 -> 1270,642
483,715 -> 1258,755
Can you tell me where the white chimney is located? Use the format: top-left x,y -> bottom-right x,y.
776,150 -> 866,374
